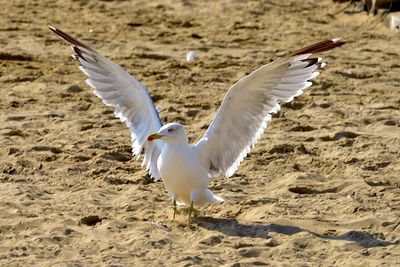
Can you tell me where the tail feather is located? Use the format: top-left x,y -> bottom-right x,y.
206,189 -> 224,203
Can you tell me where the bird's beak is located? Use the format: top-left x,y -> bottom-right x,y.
147,133 -> 164,142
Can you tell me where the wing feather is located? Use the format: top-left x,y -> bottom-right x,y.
50,26 -> 164,180
195,39 -> 345,178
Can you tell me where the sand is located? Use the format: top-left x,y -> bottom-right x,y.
1,0 -> 400,266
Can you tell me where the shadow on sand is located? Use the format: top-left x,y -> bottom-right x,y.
195,217 -> 398,248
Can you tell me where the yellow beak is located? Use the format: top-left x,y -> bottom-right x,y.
147,133 -> 164,142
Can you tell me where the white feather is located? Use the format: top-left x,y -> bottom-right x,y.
195,54 -> 324,178
73,45 -> 163,180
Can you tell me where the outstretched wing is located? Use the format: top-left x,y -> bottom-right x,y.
195,39 -> 345,178
50,26 -> 164,180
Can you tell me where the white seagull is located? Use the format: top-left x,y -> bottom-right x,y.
50,26 -> 344,222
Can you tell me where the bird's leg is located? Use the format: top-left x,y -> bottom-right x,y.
173,200 -> 177,220
187,201 -> 194,224
172,193 -> 177,220
187,190 -> 197,225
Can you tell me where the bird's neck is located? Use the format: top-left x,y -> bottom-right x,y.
166,134 -> 189,146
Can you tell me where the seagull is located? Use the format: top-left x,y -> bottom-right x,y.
49,26 -> 344,222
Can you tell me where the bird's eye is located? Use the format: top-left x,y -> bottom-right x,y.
168,128 -> 174,133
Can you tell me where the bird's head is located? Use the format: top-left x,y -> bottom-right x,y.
147,123 -> 188,145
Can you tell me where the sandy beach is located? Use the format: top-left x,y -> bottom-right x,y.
1,0 -> 400,266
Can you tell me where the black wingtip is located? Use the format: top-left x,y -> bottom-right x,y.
49,26 -> 94,52
300,57 -> 320,68
292,38 -> 346,56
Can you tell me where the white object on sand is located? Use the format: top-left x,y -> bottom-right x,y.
49,26 -> 344,221
186,51 -> 199,62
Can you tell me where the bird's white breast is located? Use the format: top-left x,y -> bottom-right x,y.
157,144 -> 209,204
